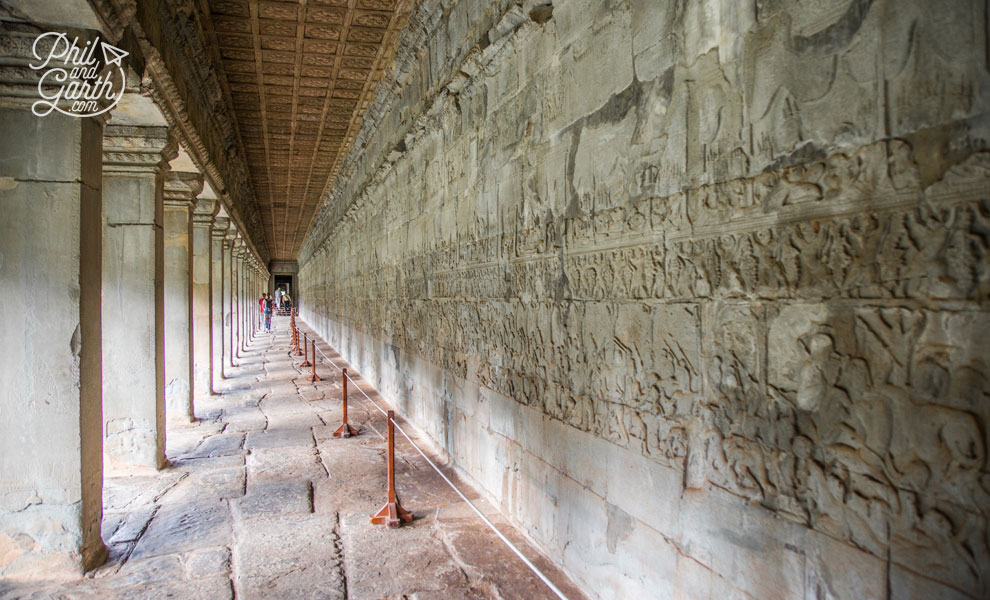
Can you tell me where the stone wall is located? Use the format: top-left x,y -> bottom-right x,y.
298,1 -> 990,597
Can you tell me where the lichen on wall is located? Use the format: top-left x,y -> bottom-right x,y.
299,0 -> 990,597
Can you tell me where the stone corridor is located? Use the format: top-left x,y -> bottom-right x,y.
0,316 -> 582,600
4,0 -> 990,597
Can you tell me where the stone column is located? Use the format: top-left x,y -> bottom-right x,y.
251,267 -> 257,333
245,259 -> 252,344
163,171 -> 203,423
252,266 -> 259,336
192,197 -> 217,399
102,124 -> 175,471
259,270 -> 265,330
231,238 -> 242,360
247,256 -> 258,341
237,245 -> 248,352
0,27 -> 106,578
223,226 -> 236,369
211,217 -> 229,384
233,244 -> 243,354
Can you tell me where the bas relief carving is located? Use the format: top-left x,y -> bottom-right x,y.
299,0 -> 990,595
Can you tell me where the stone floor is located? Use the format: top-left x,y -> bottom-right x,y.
1,316 -> 585,600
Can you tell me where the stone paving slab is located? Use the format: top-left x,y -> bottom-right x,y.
298,387 -> 330,402
184,432 -> 245,459
103,472 -> 186,512
245,446 -> 325,484
111,575 -> 234,600
341,511 -> 469,598
168,454 -> 245,471
232,514 -> 345,600
105,507 -> 156,545
232,481 -> 313,519
264,414 -> 325,435
244,426 -> 314,449
129,500 -> 233,561
160,466 -> 245,504
220,405 -> 268,432
166,422 -> 225,456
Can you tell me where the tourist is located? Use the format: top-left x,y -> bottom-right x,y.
263,293 -> 273,332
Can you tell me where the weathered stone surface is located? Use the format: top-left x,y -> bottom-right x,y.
184,433 -> 246,460
130,500 -> 233,560
166,420 -> 226,456
232,481 -> 312,519
295,1 -> 990,598
232,514 -> 343,600
161,467 -> 245,505
104,473 -> 187,514
245,446 -> 325,485
340,511 -> 467,599
221,405 -> 268,433
105,508 -> 156,545
244,428 -> 314,450
183,546 -> 230,580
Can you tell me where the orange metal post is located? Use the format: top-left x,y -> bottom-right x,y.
291,324 -> 302,356
307,339 -> 322,383
333,368 -> 358,438
300,333 -> 312,368
371,410 -> 413,528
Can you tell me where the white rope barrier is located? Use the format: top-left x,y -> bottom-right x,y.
293,320 -> 570,600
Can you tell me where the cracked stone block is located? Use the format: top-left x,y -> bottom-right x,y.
160,467 -> 246,504
182,546 -> 231,580
264,411 -> 323,430
297,388 -> 326,402
244,427 -> 314,450
167,424 -> 225,457
113,575 -> 234,600
221,406 -> 268,433
232,481 -> 313,519
130,501 -> 233,561
107,508 -> 156,545
246,447 -> 326,484
104,472 -> 187,512
340,512 -> 465,599
184,433 -> 246,459
232,514 -> 344,600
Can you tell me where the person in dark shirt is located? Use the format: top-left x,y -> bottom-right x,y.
263,294 -> 274,332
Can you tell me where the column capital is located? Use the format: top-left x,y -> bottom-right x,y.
193,197 -> 219,228
212,216 -> 230,239
163,170 -> 204,209
103,124 -> 177,173
223,223 -> 238,247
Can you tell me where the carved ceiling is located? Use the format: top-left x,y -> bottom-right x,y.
195,0 -> 413,260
